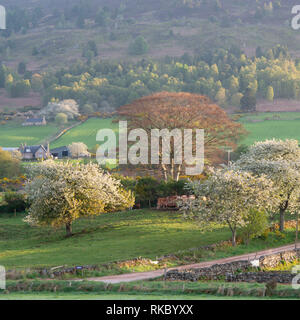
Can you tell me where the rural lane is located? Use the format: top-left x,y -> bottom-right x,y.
84,243 -> 298,284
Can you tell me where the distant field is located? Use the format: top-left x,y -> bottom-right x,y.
0,118 -> 117,149
0,122 -> 60,148
63,113 -> 300,149
51,118 -> 119,149
2,112 -> 300,150
239,112 -> 300,146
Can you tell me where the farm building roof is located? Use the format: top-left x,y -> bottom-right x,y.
21,145 -> 47,154
24,118 -> 44,123
50,146 -> 69,153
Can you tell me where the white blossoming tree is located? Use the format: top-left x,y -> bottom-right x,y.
25,161 -> 135,237
181,168 -> 279,246
40,99 -> 80,120
233,139 -> 300,231
68,142 -> 90,158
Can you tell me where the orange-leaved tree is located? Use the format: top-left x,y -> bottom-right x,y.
118,92 -> 246,180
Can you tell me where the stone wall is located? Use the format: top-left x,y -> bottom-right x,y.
166,260 -> 251,281
165,249 -> 300,283
259,250 -> 299,268
226,271 -> 294,284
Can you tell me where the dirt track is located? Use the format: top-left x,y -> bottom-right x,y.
84,244 -> 298,284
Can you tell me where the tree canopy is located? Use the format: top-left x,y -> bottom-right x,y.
118,92 -> 246,179
0,147 -> 21,179
25,161 -> 135,236
181,168 -> 278,246
233,139 -> 300,231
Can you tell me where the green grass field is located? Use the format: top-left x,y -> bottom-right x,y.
2,111 -> 300,154
51,112 -> 300,150
0,122 -> 60,147
2,292 -> 290,300
239,112 -> 300,146
0,210 -> 296,271
0,210 -> 298,300
0,118 -> 118,149
51,118 -> 119,150
0,210 -> 229,269
0,292 -> 266,300
1,280 -> 298,300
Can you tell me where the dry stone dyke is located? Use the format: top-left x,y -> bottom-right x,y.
165,249 -> 300,283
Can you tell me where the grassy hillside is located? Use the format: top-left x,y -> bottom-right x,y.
0,118 -> 117,149
1,0 -> 300,73
239,112 -> 300,145
51,118 -> 119,149
2,112 -> 300,150
0,210 -> 230,269
52,113 -> 300,150
0,121 -> 60,147
0,209 -> 296,270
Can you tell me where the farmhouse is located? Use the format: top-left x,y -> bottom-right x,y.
22,116 -> 47,126
20,144 -> 50,160
50,146 -> 70,159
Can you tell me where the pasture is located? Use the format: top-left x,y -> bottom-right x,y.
51,118 -> 119,150
1,112 -> 300,151
0,121 -> 60,148
51,113 -> 300,151
238,112 -> 300,146
0,210 -> 229,269
0,210 -> 295,270
1,280 -> 298,300
49,112 -> 300,151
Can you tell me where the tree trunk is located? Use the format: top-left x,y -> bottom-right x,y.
162,164 -> 168,182
279,208 -> 285,232
231,229 -> 237,247
176,164 -> 182,181
171,159 -> 174,180
279,199 -> 290,232
66,222 -> 73,237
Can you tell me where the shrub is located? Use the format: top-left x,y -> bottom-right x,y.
114,175 -> 137,193
55,113 -> 68,125
0,148 -> 21,179
81,104 -> 94,115
3,191 -> 27,212
128,36 -> 149,55
135,176 -> 160,208
274,230 -> 285,239
231,144 -> 249,162
238,209 -> 269,245
115,175 -> 189,208
158,179 -> 188,197
259,228 -> 270,240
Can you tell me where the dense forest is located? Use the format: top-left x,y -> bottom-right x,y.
0,44 -> 299,113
